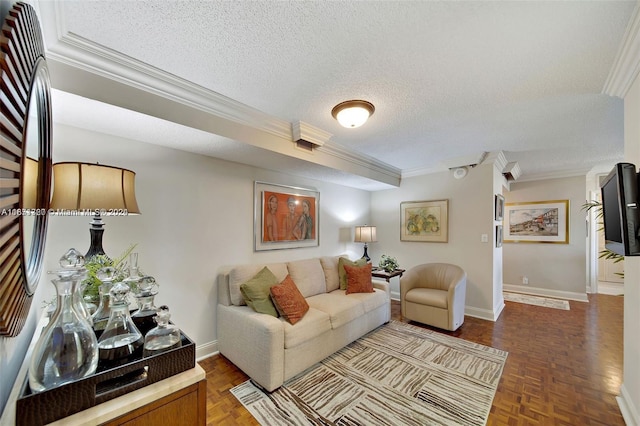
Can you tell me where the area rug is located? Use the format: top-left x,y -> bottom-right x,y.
231,320 -> 507,426
503,292 -> 570,310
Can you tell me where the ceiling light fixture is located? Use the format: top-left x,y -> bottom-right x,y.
331,100 -> 375,128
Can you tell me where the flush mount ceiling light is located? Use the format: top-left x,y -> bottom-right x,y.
331,100 -> 375,128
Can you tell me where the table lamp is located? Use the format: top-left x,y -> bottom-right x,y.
50,162 -> 140,259
354,225 -> 376,262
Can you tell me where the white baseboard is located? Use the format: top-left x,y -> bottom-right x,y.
390,291 -> 400,301
617,384 -> 640,426
465,305 -> 501,322
195,340 -> 218,362
503,284 -> 589,302
598,281 -> 624,296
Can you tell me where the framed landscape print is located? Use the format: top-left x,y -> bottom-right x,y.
254,181 -> 319,251
496,225 -> 503,247
400,199 -> 449,242
504,200 -> 569,244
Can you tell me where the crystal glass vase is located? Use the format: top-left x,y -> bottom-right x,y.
143,306 -> 182,357
97,281 -> 144,367
28,249 -> 99,393
92,267 -> 118,338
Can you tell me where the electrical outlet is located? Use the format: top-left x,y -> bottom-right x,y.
481,234 -> 488,243
522,276 -> 529,285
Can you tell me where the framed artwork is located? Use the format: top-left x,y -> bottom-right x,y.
495,194 -> 505,221
504,200 -> 569,244
254,181 -> 319,251
400,199 -> 449,242
496,225 -> 503,247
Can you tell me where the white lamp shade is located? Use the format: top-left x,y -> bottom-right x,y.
354,225 -> 377,243
50,162 -> 140,213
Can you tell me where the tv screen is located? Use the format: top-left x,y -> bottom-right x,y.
600,162 -> 640,256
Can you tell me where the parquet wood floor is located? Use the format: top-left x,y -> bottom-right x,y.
200,294 -> 624,425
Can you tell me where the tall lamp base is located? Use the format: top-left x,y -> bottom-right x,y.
86,213 -> 107,259
361,243 -> 371,262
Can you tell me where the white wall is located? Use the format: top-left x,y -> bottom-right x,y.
618,68 -> 640,425
0,123 -> 371,416
502,176 -> 588,300
370,162 -> 500,320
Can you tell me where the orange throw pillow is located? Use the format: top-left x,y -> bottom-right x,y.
270,275 -> 309,325
344,263 -> 374,294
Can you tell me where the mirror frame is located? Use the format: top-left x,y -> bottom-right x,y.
0,3 -> 52,337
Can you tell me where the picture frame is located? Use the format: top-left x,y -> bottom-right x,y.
504,200 -> 569,244
254,181 -> 319,251
496,225 -> 503,247
495,194 -> 505,221
400,199 -> 449,242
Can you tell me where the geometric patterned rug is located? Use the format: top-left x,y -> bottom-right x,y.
503,292 -> 570,310
231,320 -> 508,425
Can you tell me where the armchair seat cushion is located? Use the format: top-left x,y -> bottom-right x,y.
405,288 -> 448,309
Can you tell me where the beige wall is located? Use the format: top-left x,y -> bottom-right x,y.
502,176 -> 588,300
620,67 -> 640,424
370,162 -> 501,320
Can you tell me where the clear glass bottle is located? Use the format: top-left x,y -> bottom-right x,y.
143,306 -> 182,357
97,281 -> 144,368
131,275 -> 159,336
92,267 -> 117,339
28,249 -> 99,393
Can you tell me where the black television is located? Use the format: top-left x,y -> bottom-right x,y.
600,162 -> 640,256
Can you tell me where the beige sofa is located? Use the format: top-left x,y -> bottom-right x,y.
217,256 -> 390,391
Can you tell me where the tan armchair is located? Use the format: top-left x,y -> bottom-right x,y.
400,263 -> 467,331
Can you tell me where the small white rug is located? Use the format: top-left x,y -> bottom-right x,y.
503,292 -> 570,310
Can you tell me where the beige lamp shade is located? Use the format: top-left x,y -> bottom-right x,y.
354,225 -> 377,243
22,157 -> 39,209
50,162 -> 140,213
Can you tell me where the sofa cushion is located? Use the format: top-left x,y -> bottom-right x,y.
270,275 -> 309,325
405,288 -> 448,309
336,288 -> 388,313
283,308 -> 331,349
320,256 -> 342,292
306,292 -> 365,329
338,257 -> 367,290
239,267 -> 279,317
287,258 -> 326,298
344,263 -> 374,294
229,263 -> 288,306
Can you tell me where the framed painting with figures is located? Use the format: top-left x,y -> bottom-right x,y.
254,181 -> 319,251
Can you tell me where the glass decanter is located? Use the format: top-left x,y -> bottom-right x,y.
124,253 -> 159,335
97,281 -> 144,368
28,249 -> 99,393
143,306 -> 182,357
91,267 -> 118,339
130,275 -> 159,336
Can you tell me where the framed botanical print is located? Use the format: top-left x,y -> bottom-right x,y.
400,199 -> 449,242
254,181 -> 319,251
504,200 -> 569,244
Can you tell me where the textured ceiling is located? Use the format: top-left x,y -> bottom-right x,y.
43,0 -> 636,188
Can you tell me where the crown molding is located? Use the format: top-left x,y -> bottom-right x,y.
513,167 -> 590,183
292,121 -> 332,147
603,1 -> 640,98
36,0 -> 400,188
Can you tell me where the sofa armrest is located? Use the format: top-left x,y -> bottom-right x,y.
372,279 -> 390,299
217,304 -> 285,391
